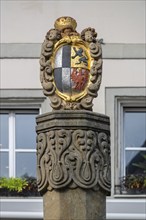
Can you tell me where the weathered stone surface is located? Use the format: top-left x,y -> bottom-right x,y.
36,110 -> 110,132
38,16 -> 111,220
36,111 -> 111,195
43,188 -> 106,220
36,111 -> 110,219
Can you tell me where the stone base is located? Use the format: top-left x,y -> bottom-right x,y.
43,188 -> 106,220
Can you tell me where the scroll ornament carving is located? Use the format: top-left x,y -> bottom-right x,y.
40,17 -> 102,111
37,129 -> 111,194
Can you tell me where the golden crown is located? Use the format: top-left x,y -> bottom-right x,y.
54,16 -> 77,31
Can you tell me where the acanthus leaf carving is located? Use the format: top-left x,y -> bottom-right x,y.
98,132 -> 111,192
37,129 -> 111,194
36,133 -> 49,193
46,130 -> 72,188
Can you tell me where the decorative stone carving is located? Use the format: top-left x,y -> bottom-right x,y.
36,111 -> 111,195
38,17 -> 111,220
40,17 -> 102,111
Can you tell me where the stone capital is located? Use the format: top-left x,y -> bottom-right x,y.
36,111 -> 111,195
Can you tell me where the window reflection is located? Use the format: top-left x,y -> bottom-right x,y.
16,152 -> 36,177
0,114 -> 9,149
15,113 -> 37,149
126,148 -> 146,175
0,152 -> 9,177
124,111 -> 146,148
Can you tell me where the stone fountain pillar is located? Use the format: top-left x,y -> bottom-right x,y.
36,16 -> 111,220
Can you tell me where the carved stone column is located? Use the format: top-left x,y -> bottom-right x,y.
37,16 -> 111,220
36,111 -> 110,220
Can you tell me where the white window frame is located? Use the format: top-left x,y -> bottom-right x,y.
105,87 -> 146,197
0,89 -> 50,178
0,109 -> 39,177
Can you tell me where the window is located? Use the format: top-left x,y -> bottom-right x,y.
0,89 -> 49,180
105,87 -> 146,196
0,109 -> 39,178
122,108 -> 146,177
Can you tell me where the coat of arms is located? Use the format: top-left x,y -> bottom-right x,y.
40,16 -> 102,110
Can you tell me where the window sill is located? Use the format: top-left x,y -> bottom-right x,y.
114,194 -> 146,198
0,197 -> 43,219
1,197 -> 146,219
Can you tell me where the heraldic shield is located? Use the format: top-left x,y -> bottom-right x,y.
53,42 -> 91,101
40,16 -> 103,110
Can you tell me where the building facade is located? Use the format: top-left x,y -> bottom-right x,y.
0,0 -> 146,219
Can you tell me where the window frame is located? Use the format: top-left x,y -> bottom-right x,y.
0,109 -> 39,177
0,89 -> 50,178
122,107 -> 146,177
105,87 -> 146,196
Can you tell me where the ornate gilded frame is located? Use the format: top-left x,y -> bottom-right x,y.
40,17 -> 102,110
